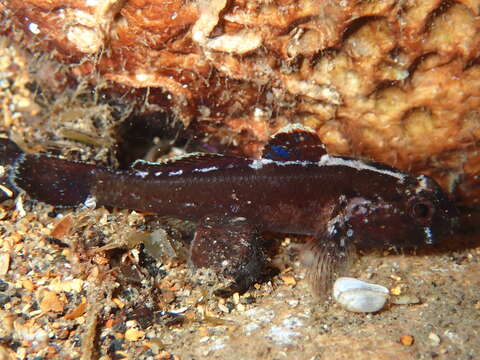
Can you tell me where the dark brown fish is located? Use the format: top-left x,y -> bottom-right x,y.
0,126 -> 459,296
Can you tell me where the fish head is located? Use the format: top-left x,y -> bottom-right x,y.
404,174 -> 459,245
344,174 -> 459,249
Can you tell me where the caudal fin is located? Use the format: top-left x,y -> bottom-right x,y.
0,138 -> 23,166
0,138 -> 23,201
0,138 -> 97,207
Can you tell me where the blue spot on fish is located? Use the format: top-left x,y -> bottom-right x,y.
270,145 -> 291,159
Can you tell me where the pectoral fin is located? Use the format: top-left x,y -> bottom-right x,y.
189,216 -> 273,296
299,237 -> 353,299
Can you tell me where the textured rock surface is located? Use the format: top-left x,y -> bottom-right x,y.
1,0 -> 480,205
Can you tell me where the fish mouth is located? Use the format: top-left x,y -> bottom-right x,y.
424,211 -> 460,245
423,227 -> 435,245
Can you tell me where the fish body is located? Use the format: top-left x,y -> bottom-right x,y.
0,126 -> 459,295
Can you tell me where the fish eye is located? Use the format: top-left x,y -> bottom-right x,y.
410,200 -> 434,222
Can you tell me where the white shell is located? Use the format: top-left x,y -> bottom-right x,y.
333,277 -> 389,313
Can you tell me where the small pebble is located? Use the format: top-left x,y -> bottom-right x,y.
233,292 -> 240,304
0,279 -> 8,291
390,285 -> 402,296
400,335 -> 414,346
428,332 -> 441,346
0,293 -> 11,306
0,253 -> 10,275
0,206 -> 8,220
40,290 -> 64,313
391,295 -> 420,305
280,274 -> 296,286
333,277 -> 389,313
125,328 -> 145,341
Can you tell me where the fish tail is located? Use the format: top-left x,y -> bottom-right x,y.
0,138 -> 23,166
1,138 -> 97,207
0,138 -> 24,201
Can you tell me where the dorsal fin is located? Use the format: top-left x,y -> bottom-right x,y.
130,153 -> 248,178
262,124 -> 326,161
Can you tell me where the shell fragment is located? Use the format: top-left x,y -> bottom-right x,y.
333,277 -> 389,313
